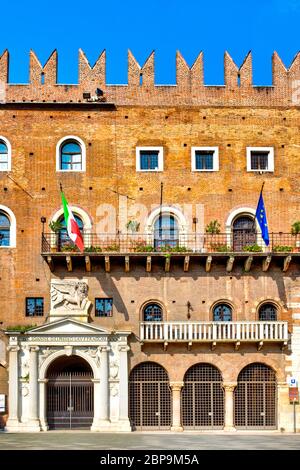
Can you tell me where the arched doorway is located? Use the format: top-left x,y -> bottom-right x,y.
129,362 -> 171,430
181,363 -> 224,429
46,355 -> 94,430
57,214 -> 84,250
232,215 -> 256,251
234,363 -> 277,429
154,214 -> 179,249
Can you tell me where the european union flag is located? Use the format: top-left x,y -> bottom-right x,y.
255,191 -> 269,246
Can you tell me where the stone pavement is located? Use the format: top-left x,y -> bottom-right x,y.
0,432 -> 299,450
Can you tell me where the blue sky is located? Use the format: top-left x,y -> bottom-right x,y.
1,0 -> 300,85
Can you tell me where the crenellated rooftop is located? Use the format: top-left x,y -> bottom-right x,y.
1,49 -> 300,106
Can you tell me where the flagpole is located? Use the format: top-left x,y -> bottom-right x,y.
253,182 -> 265,231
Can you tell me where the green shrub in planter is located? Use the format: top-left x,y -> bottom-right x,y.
272,245 -> 292,252
243,244 -> 263,252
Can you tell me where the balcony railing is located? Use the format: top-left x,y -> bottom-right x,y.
41,232 -> 300,254
140,321 -> 289,343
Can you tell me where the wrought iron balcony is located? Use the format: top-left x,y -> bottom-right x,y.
41,232 -> 300,254
140,321 -> 289,349
41,232 -> 300,272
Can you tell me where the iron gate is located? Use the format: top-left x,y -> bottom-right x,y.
129,362 -> 171,430
234,363 -> 277,429
47,372 -> 94,430
181,363 -> 224,429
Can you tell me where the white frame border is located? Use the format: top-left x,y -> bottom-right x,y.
56,135 -> 86,173
0,136 -> 12,172
191,146 -> 219,172
136,146 -> 164,172
246,146 -> 274,172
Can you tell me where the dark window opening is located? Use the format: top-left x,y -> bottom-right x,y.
259,304 -> 277,321
58,214 -> 83,248
95,298 -> 113,317
140,150 -> 159,170
143,303 -> 163,321
250,151 -> 269,170
154,214 -> 179,249
195,150 -> 214,170
26,297 -> 44,317
213,303 -> 232,321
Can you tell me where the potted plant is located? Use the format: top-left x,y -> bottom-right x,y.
210,243 -> 232,253
61,243 -> 79,252
48,221 -> 64,252
132,241 -> 154,253
205,220 -> 221,234
291,221 -> 300,252
84,245 -> 102,253
291,221 -> 300,235
126,220 -> 140,233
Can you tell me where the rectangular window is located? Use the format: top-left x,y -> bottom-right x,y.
136,147 -> 163,171
246,147 -> 274,172
250,152 -> 268,170
191,147 -> 219,171
26,297 -> 44,317
140,151 -> 159,170
95,298 -> 113,317
195,151 -> 214,170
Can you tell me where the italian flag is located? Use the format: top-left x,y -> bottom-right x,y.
61,189 -> 84,251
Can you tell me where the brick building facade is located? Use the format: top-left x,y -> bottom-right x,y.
0,49 -> 299,432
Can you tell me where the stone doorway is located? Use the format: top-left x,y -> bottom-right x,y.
46,355 -> 94,430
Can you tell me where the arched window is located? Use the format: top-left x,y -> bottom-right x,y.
232,215 -> 256,251
56,136 -> 86,172
60,140 -> 82,171
213,303 -> 232,321
154,214 -> 179,249
259,303 -> 277,321
57,214 -> 83,248
0,137 -> 11,171
0,211 -> 10,246
143,303 -> 163,322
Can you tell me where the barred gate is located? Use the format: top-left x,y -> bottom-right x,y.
129,362 -> 171,430
47,372 -> 94,430
234,363 -> 277,429
181,363 -> 224,429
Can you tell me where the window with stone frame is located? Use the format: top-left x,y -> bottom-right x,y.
26,297 -> 44,317
95,298 -> 113,317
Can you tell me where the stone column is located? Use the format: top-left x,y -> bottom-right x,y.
38,379 -> 48,431
170,382 -> 184,431
91,345 -> 110,430
118,345 -> 131,431
5,345 -> 20,431
223,382 -> 237,431
27,346 -> 40,431
277,382 -> 291,432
